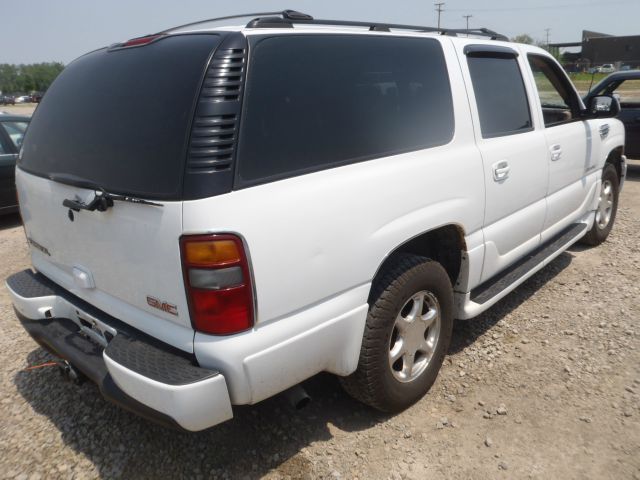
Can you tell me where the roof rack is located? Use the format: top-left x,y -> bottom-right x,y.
158,10 -> 508,41
157,10 -> 310,34
245,10 -> 509,41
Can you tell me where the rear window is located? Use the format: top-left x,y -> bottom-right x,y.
19,34 -> 221,199
237,35 -> 454,186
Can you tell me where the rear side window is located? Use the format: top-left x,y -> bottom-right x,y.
237,35 -> 454,186
467,54 -> 532,138
19,34 -> 221,200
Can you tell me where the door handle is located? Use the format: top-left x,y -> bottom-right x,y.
550,144 -> 562,161
492,161 -> 510,181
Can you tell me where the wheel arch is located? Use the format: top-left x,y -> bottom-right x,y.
371,224 -> 467,299
605,145 -> 624,181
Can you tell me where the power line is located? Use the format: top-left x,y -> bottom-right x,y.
545,28 -> 551,48
435,2 -> 445,29
463,14 -> 472,32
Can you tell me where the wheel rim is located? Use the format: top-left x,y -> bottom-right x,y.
595,179 -> 614,229
388,290 -> 441,383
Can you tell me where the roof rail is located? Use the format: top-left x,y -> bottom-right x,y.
158,10 -> 311,34
156,10 -> 508,41
244,11 -> 509,41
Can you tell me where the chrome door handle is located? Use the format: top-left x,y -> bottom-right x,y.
492,161 -> 510,181
550,144 -> 562,161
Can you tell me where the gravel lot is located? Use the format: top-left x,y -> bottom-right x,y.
0,153 -> 639,478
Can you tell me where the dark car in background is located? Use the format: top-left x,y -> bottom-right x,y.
0,115 -> 29,214
1,95 -> 16,105
585,71 -> 640,159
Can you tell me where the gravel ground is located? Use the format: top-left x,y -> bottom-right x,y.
0,162 -> 639,480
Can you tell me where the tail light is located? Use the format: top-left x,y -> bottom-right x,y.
121,34 -> 164,47
180,234 -> 254,335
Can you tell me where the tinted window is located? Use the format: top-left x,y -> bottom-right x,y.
237,35 -> 454,185
467,55 -> 532,138
19,34 -> 221,199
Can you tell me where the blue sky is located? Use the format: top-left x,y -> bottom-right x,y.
2,0 -> 639,64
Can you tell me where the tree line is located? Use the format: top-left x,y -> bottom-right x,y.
0,63 -> 65,95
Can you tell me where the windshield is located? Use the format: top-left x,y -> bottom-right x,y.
19,34 -> 221,200
2,121 -> 28,149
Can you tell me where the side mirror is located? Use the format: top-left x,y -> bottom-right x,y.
587,95 -> 620,118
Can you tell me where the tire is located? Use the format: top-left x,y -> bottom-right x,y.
581,163 -> 619,246
340,254 -> 453,412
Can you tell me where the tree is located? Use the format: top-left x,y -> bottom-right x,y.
511,34 -> 534,45
0,63 -> 65,94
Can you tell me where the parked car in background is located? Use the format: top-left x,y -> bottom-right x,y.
15,95 -> 31,104
1,95 -> 16,105
30,92 -> 43,103
0,115 -> 29,214
585,71 -> 640,158
598,64 -> 616,73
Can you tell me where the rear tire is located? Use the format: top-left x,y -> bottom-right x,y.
340,254 -> 453,412
581,163 -> 619,246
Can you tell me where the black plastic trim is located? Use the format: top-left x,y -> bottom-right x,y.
182,32 -> 248,200
8,270 -> 217,386
15,308 -> 185,430
470,223 -> 585,304
464,44 -> 519,57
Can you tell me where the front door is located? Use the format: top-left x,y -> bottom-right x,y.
526,54 -> 597,241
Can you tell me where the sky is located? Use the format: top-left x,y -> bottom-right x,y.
1,0 -> 639,64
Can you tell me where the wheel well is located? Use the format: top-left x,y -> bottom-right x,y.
606,146 -> 624,181
375,225 -> 466,287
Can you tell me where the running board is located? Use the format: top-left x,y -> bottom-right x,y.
470,223 -> 586,305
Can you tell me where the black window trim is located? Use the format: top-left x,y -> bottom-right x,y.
466,51 -> 534,139
527,53 -> 583,128
464,44 -> 519,58
233,33 -> 456,190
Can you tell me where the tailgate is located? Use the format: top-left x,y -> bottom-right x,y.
17,169 -> 193,349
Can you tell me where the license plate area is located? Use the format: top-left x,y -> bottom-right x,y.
70,308 -> 118,348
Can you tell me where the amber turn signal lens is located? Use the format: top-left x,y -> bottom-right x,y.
184,240 -> 241,266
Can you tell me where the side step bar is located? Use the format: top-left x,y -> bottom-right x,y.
470,223 -> 586,305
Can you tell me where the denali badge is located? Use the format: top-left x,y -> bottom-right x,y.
146,296 -> 178,316
27,237 -> 51,256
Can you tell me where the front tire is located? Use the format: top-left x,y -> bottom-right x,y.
340,254 -> 453,412
581,163 -> 619,246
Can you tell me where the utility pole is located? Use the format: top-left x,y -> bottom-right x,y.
545,28 -> 551,49
463,14 -> 472,33
435,2 -> 445,29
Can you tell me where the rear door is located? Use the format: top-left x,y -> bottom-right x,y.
16,34 -> 223,351
458,44 -> 549,283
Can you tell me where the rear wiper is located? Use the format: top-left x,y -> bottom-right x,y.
50,173 -> 163,212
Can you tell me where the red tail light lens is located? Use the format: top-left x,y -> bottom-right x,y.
122,34 -> 164,48
180,234 -> 254,335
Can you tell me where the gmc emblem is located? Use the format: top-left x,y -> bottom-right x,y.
146,296 -> 178,316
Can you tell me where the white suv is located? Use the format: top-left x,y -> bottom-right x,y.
6,11 -> 626,431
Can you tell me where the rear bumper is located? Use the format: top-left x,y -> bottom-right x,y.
6,269 -> 233,431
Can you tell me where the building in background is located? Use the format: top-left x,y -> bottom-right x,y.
551,30 -> 640,72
